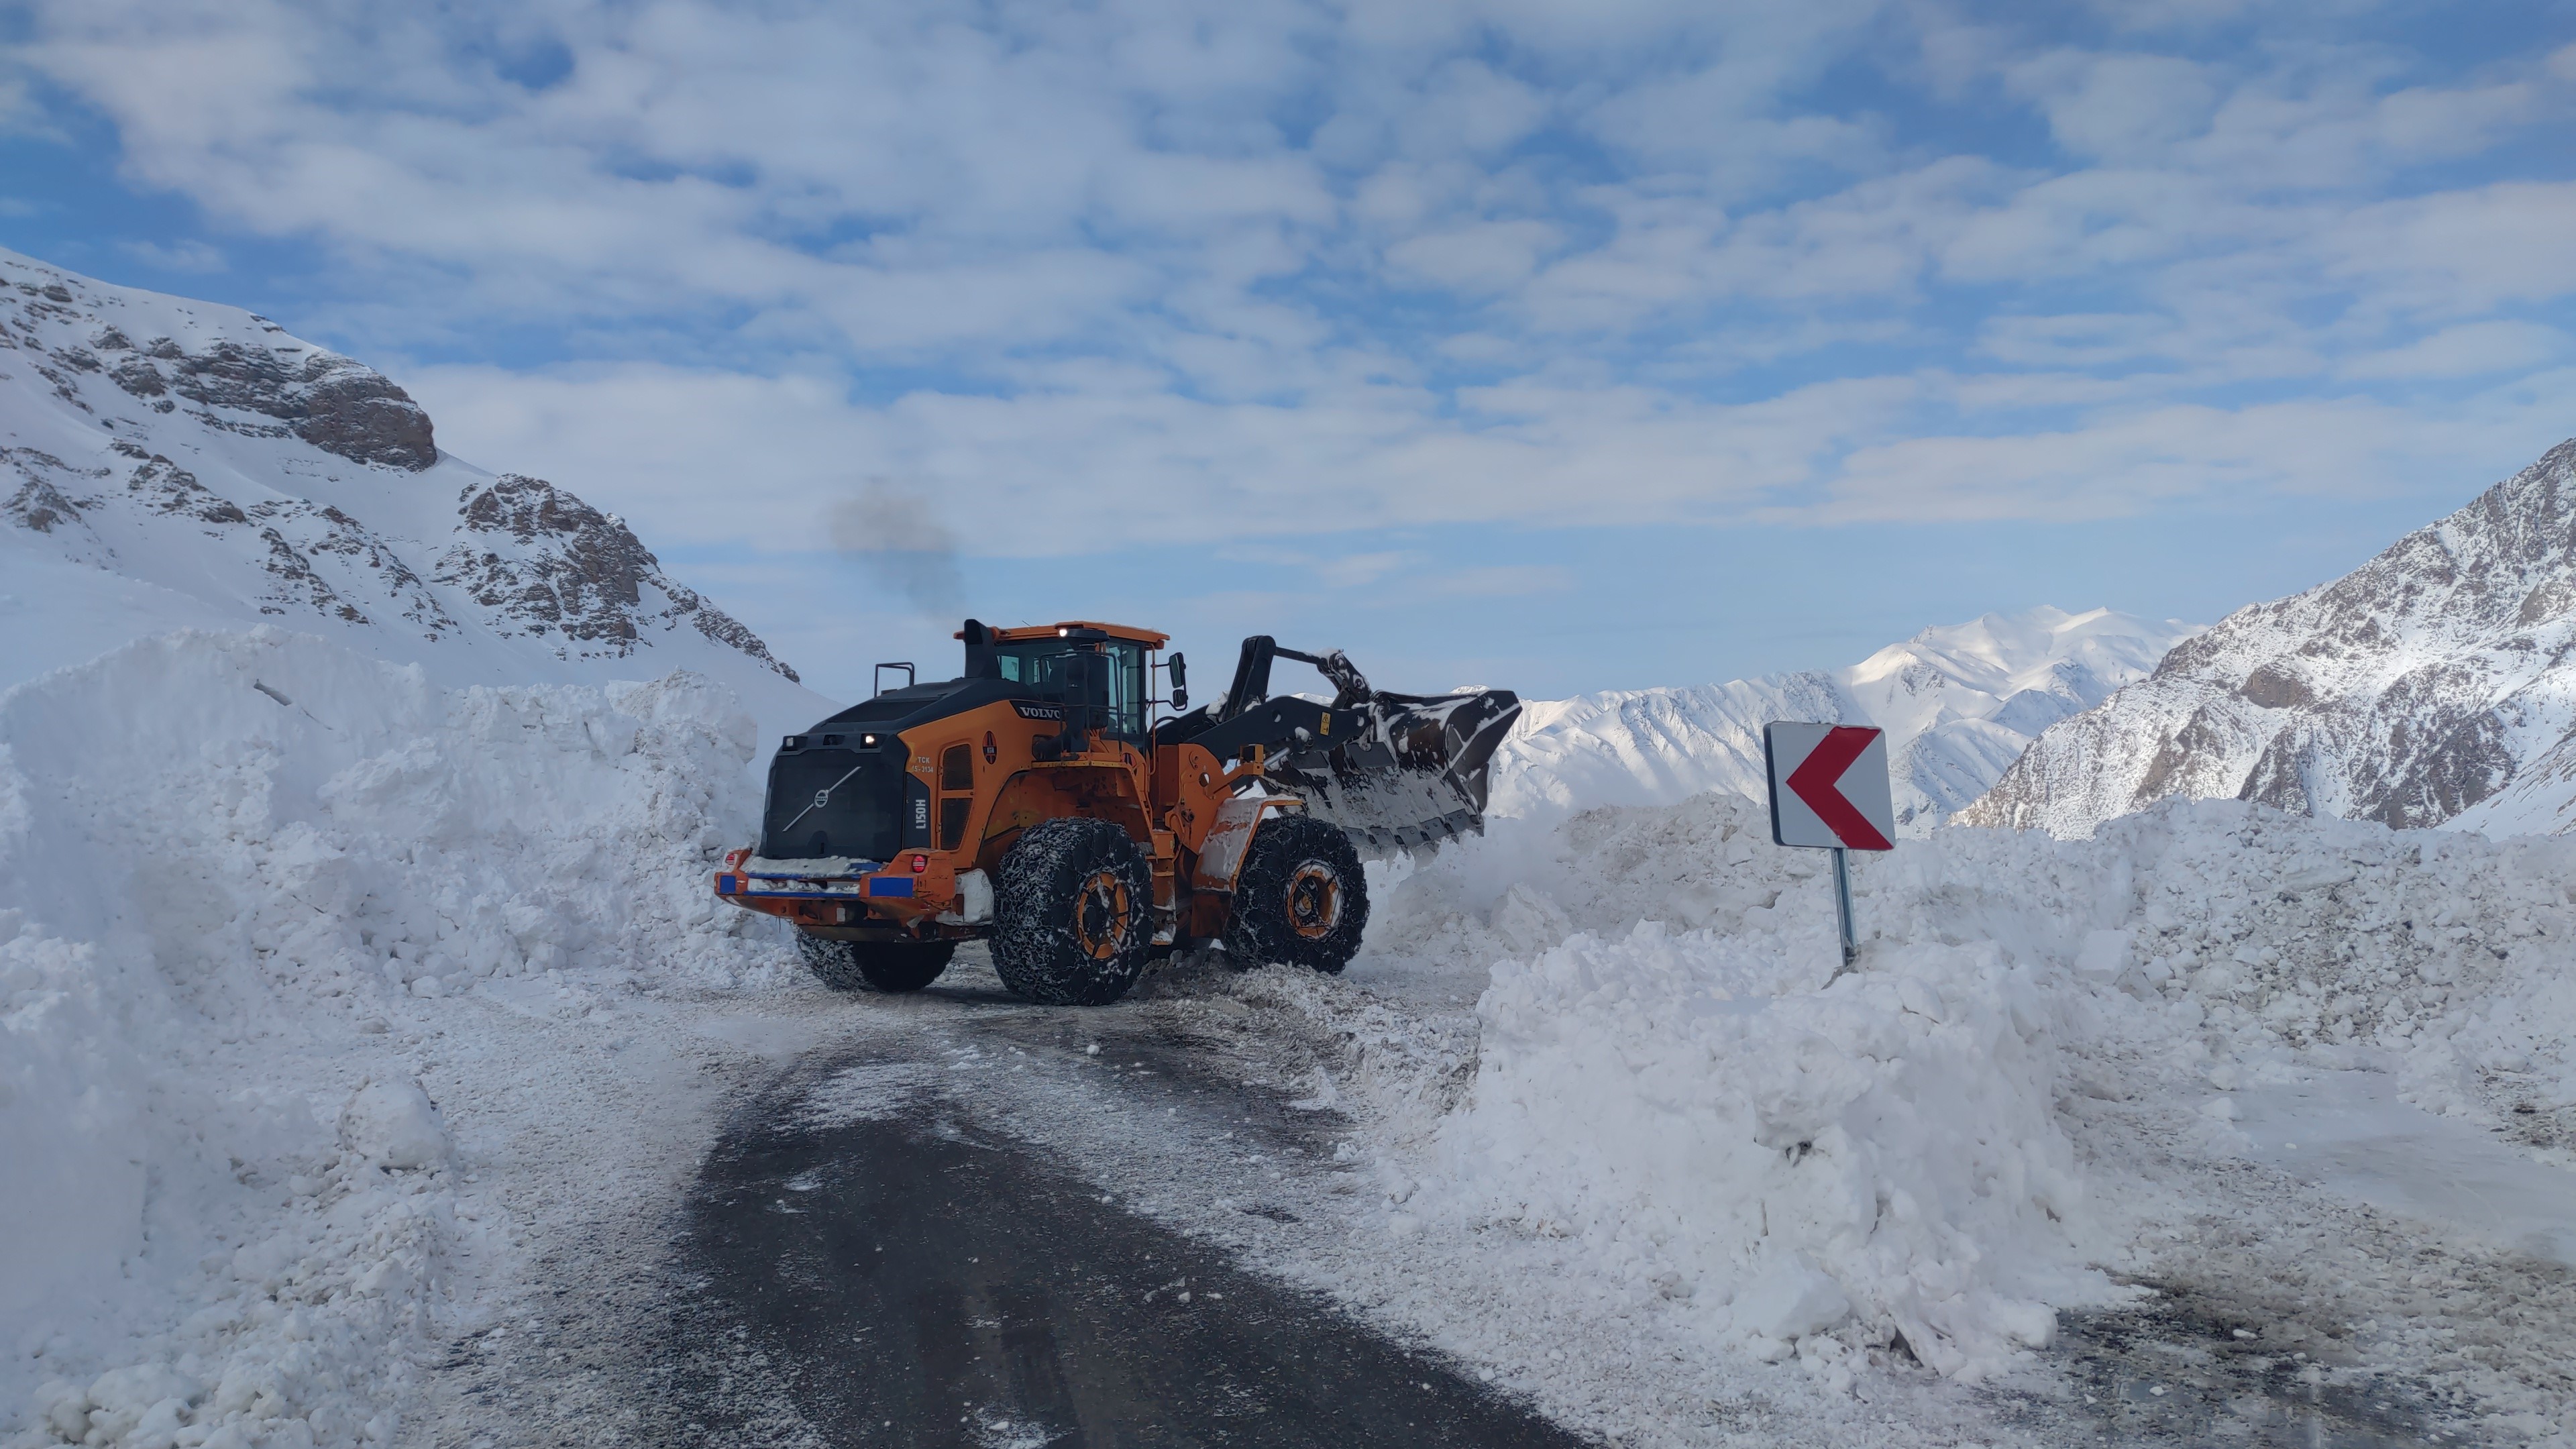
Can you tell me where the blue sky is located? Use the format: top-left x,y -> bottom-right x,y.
5,0 -> 2575,702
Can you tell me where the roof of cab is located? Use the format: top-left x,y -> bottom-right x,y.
957,621 -> 1171,647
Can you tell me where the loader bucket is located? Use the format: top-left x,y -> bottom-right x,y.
1267,687 -> 1521,855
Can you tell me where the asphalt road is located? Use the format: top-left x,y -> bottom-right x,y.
647,1012 -> 1589,1449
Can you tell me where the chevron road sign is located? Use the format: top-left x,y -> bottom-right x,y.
1763,723 -> 1895,851
1762,722 -> 1895,970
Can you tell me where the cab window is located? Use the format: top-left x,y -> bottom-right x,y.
991,639 -> 1148,739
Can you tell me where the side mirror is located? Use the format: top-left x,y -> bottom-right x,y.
1167,651 -> 1187,710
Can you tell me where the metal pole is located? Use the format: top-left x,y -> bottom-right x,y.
1831,847 -> 1857,972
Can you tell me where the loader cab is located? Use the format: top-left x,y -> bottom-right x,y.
963,620 -> 1168,741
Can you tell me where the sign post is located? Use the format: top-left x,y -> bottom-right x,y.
1762,722 -> 1896,972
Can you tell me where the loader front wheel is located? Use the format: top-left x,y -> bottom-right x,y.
796,933 -> 955,994
1225,814 -> 1368,974
992,817 -> 1155,1006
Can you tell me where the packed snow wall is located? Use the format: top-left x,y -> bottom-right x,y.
1356,791 -> 2576,1384
0,628 -> 780,1447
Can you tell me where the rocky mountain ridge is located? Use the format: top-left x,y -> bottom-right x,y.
1961,439 -> 2576,838
0,248 -> 808,714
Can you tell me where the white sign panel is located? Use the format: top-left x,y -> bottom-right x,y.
1764,722 -> 1896,851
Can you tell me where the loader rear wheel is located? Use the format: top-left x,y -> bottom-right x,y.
992,817 -> 1155,1006
796,933 -> 955,994
1225,814 -> 1368,974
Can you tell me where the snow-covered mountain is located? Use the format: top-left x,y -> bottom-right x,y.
0,248 -> 821,729
1489,606 -> 2198,832
1961,438 -> 2576,839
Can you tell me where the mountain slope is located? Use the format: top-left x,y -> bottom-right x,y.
1489,606 -> 2197,832
0,248 -> 820,729
1960,438 -> 2576,839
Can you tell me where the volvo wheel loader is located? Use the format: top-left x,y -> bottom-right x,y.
713,620 -> 1519,1006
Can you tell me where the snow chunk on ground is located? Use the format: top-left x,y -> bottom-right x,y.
1732,1258 -> 1852,1346
339,1079 -> 451,1171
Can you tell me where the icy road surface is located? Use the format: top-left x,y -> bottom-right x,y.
2237,1071 -> 2576,1270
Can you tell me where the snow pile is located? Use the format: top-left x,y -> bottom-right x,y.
1448,929 -> 2090,1378
1490,606 -> 2193,833
1358,788 -> 2576,1397
1366,797 -> 2114,1383
0,627 -> 777,1448
2021,806 -> 2576,1122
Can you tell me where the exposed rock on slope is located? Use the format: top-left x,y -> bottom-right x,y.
1961,439 -> 2576,838
1490,606 -> 2196,833
441,472 -> 764,654
0,248 -> 806,702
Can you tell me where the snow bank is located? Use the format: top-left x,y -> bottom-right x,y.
1361,789 -> 2576,1389
0,627 -> 778,1448
1446,930 -> 2089,1378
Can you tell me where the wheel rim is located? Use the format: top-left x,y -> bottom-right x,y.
1073,869 -> 1132,960
1285,861 -> 1341,940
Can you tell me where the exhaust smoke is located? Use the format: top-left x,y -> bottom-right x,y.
830,480 -> 964,617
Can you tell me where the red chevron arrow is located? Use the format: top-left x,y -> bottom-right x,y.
1786,726 -> 1892,851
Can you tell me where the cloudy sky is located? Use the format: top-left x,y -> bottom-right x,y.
5,0 -> 2574,700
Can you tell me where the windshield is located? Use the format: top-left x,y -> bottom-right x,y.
991,639 -> 1147,738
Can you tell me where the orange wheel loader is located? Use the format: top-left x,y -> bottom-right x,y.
712,620 -> 1519,1006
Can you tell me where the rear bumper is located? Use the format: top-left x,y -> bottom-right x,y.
713,852 -> 966,934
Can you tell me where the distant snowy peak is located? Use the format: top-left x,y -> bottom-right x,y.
1489,606 -> 2199,832
0,248 -> 800,692
1846,606 -> 2181,738
1962,438 -> 2576,838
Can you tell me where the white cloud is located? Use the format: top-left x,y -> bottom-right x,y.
1401,59 -> 1552,158
2335,321 -> 2567,380
2008,51 -> 2222,162
1977,313 -> 2179,368
1319,551 -> 1424,588
2326,180 -> 2576,313
1807,393 -> 2531,524
1426,564 -> 1576,596
114,238 -> 225,272
1384,219 -> 1563,293
0,72 -> 45,138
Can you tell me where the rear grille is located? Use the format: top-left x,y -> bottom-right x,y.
759,749 -> 902,861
